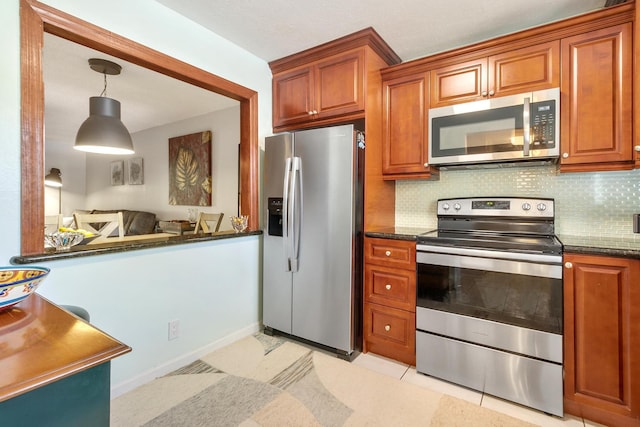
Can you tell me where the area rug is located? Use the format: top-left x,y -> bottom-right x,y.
110,333 -> 539,426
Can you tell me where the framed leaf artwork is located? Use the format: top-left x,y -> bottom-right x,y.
168,130 -> 212,206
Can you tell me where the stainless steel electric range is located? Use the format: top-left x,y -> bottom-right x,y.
416,197 -> 563,416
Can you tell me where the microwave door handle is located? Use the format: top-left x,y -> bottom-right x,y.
523,96 -> 530,157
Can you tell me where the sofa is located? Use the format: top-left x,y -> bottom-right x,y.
86,209 -> 157,236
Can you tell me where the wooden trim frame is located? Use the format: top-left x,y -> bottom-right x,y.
20,0 -> 259,256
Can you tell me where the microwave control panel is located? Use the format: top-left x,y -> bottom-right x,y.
530,100 -> 556,146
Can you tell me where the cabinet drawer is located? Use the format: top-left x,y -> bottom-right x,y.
365,264 -> 415,311
364,237 -> 416,269
363,302 -> 415,365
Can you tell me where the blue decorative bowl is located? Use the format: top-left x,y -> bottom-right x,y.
0,266 -> 50,311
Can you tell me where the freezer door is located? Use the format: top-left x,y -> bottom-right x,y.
291,124 -> 357,353
263,133 -> 293,334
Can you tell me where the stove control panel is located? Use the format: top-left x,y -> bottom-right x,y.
437,197 -> 554,218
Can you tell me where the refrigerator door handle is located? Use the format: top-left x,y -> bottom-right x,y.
283,157 -> 293,271
290,157 -> 302,272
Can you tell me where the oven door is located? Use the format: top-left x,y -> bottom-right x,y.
416,244 -> 563,335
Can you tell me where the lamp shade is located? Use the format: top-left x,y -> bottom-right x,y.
74,96 -> 134,155
44,168 -> 62,188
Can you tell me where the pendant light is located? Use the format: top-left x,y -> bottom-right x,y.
44,168 -> 62,187
74,58 -> 135,155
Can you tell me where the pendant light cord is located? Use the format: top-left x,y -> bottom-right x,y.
100,72 -> 108,97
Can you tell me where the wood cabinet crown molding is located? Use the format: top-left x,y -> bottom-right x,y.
269,27 -> 401,74
380,2 -> 634,80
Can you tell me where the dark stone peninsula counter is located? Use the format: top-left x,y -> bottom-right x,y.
11,230 -> 262,265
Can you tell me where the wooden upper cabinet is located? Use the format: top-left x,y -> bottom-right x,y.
315,50 -> 364,118
560,23 -> 633,172
563,253 -> 640,426
272,49 -> 364,128
382,72 -> 436,179
270,28 -> 401,132
430,58 -> 485,107
430,41 -> 559,108
272,66 -> 315,127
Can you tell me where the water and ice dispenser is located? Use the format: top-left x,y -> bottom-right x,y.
267,198 -> 283,236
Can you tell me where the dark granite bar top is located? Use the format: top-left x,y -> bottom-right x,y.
366,227 -> 640,259
11,230 -> 262,265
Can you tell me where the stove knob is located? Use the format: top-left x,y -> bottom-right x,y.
442,203 -> 450,211
537,203 -> 547,212
522,203 -> 531,211
453,203 -> 461,211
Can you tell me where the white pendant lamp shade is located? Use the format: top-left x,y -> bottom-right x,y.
74,96 -> 135,155
44,168 -> 63,187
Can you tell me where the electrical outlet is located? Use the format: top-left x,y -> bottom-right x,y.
168,319 -> 179,340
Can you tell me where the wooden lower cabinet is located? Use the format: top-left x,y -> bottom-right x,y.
363,237 -> 416,365
364,302 -> 415,365
563,253 -> 640,426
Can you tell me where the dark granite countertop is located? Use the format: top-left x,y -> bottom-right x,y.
366,227 -> 640,259
558,234 -> 640,259
365,227 -> 435,241
11,230 -> 262,265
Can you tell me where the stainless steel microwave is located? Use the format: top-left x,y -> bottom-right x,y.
428,88 -> 559,167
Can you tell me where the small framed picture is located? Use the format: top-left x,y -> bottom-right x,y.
110,160 -> 124,186
128,157 -> 144,185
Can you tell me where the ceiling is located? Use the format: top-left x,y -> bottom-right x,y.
45,0 -> 609,148
157,0 -> 607,62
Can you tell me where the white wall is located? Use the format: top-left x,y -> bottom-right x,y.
1,0 -> 272,396
82,106 -> 241,231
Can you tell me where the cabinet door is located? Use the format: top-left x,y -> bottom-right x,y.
272,66 -> 315,128
364,302 -> 416,365
364,237 -> 416,270
430,58 -> 485,108
315,50 -> 364,119
365,263 -> 416,311
560,23 -> 632,170
563,253 -> 640,424
382,73 -> 431,177
488,40 -> 559,98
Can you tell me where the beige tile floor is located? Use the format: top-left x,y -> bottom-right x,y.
352,352 -> 607,427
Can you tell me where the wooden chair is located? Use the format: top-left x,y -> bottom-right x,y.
73,212 -> 125,242
193,212 -> 224,233
44,214 -> 63,234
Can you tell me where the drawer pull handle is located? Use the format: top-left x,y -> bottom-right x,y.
385,284 -> 391,290
565,262 -> 573,268
385,250 -> 391,257
384,324 -> 391,332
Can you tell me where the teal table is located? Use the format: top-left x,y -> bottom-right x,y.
0,294 -> 130,426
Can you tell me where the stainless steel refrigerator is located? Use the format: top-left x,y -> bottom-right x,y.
263,123 -> 364,359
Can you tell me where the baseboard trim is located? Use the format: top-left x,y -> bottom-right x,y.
109,322 -> 261,399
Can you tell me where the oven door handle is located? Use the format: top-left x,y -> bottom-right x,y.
417,250 -> 562,279
416,244 -> 561,264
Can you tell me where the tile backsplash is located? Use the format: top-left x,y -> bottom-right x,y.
396,164 -> 640,241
